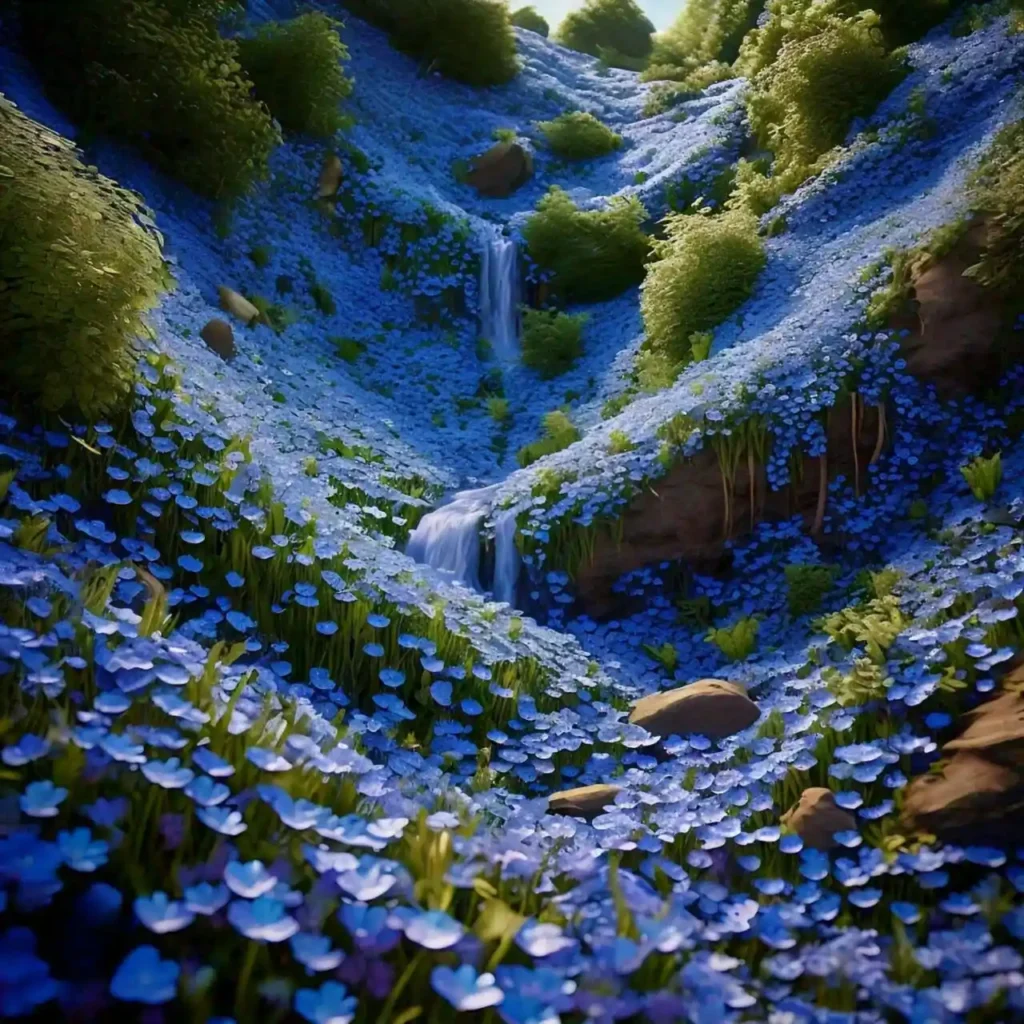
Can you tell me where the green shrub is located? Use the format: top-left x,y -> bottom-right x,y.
523,187 -> 650,303
960,452 -> 1002,501
634,348 -> 681,391
645,0 -> 765,83
250,245 -> 272,268
333,336 -> 366,363
535,111 -> 622,160
643,641 -> 679,672
310,281 -> 336,315
608,429 -> 636,454
0,94 -> 167,418
344,0 -> 519,86
785,562 -> 839,617
707,616 -> 759,661
557,0 -> 655,61
517,409 -> 581,467
18,0 -> 281,200
746,13 -> 907,174
641,209 -> 765,365
520,308 -> 588,377
237,13 -> 352,138
511,4 -> 549,34
488,397 -> 511,424
968,120 -> 1024,296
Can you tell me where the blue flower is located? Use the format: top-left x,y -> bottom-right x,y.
404,909 -> 464,950
227,896 -> 298,942
19,780 -> 67,818
290,933 -> 345,973
184,881 -> 231,916
336,857 -> 398,902
135,891 -> 196,934
57,827 -> 109,872
294,980 -> 357,1024
0,927 -> 58,1016
432,964 -> 504,1011
110,945 -> 180,1004
142,757 -> 195,789
224,860 -> 278,899
516,919 -> 577,957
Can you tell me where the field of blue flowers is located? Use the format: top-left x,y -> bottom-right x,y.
2,0 -> 1024,1021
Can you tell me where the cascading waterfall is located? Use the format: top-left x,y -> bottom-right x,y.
406,485 -> 520,604
479,230 -> 520,363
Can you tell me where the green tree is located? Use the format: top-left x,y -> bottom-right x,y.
511,5 -> 549,35
557,0 -> 655,61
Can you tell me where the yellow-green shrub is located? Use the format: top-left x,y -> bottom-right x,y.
536,111 -> 622,161
523,187 -> 650,303
344,0 -> 518,86
746,13 -> 906,174
521,308 -> 588,377
17,0 -> 280,200
517,409 -> 580,467
641,210 -> 765,364
0,94 -> 167,418
238,13 -> 353,138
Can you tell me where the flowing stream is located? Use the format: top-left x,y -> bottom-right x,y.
406,485 -> 520,604
479,230 -> 520,363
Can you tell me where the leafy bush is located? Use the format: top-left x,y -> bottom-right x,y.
517,409 -> 581,467
511,4 -> 549,34
707,616 -> 759,661
523,187 -> 650,303
521,308 -> 588,378
968,120 -> 1024,296
641,209 -> 765,364
343,0 -> 518,86
746,13 -> 906,174
785,563 -> 839,617
535,111 -> 622,160
237,13 -> 352,138
488,397 -> 511,424
557,0 -> 655,61
0,94 -> 167,417
645,0 -> 765,83
960,452 -> 1002,501
17,0 -> 281,200
608,429 -> 637,454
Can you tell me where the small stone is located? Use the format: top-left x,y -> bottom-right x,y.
781,787 -> 856,850
317,153 -> 343,199
628,679 -> 759,741
901,751 -> 1024,845
200,318 -> 236,360
217,287 -> 260,326
547,784 -> 622,819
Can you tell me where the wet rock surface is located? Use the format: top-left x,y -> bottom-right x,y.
200,317 -> 236,360
781,787 -> 857,850
628,679 -> 759,742
547,783 -> 622,818
466,141 -> 533,198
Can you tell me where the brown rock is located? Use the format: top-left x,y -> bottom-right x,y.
548,784 -> 622,818
781,787 -> 856,850
628,679 -> 759,742
901,751 -> 1024,845
317,153 -> 343,199
900,219 -> 1003,397
200,318 -> 236,360
943,690 -> 1024,766
217,287 -> 260,326
466,142 -> 533,199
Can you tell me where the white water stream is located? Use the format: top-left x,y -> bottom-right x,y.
406,486 -> 520,604
479,231 -> 520,363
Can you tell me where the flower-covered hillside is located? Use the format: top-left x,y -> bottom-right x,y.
3,0 -> 1024,1021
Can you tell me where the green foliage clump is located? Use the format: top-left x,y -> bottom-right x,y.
516,409 -> 581,467
707,616 -> 759,661
0,94 -> 167,418
511,5 -> 549,35
521,308 -> 588,378
825,656 -> 892,706
523,187 -> 650,303
250,245 -> 272,268
968,120 -> 1024,296
237,13 -> 352,138
645,0 -> 764,84
535,111 -> 622,161
642,210 -> 765,365
746,13 -> 907,176
487,397 -> 511,424
643,641 -> 679,673
960,452 -> 1002,502
785,562 -> 839,617
333,336 -> 366,363
344,0 -> 519,86
821,594 -> 907,662
557,0 -> 655,62
18,0 -> 281,200
607,430 -> 636,454
634,348 -> 682,392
